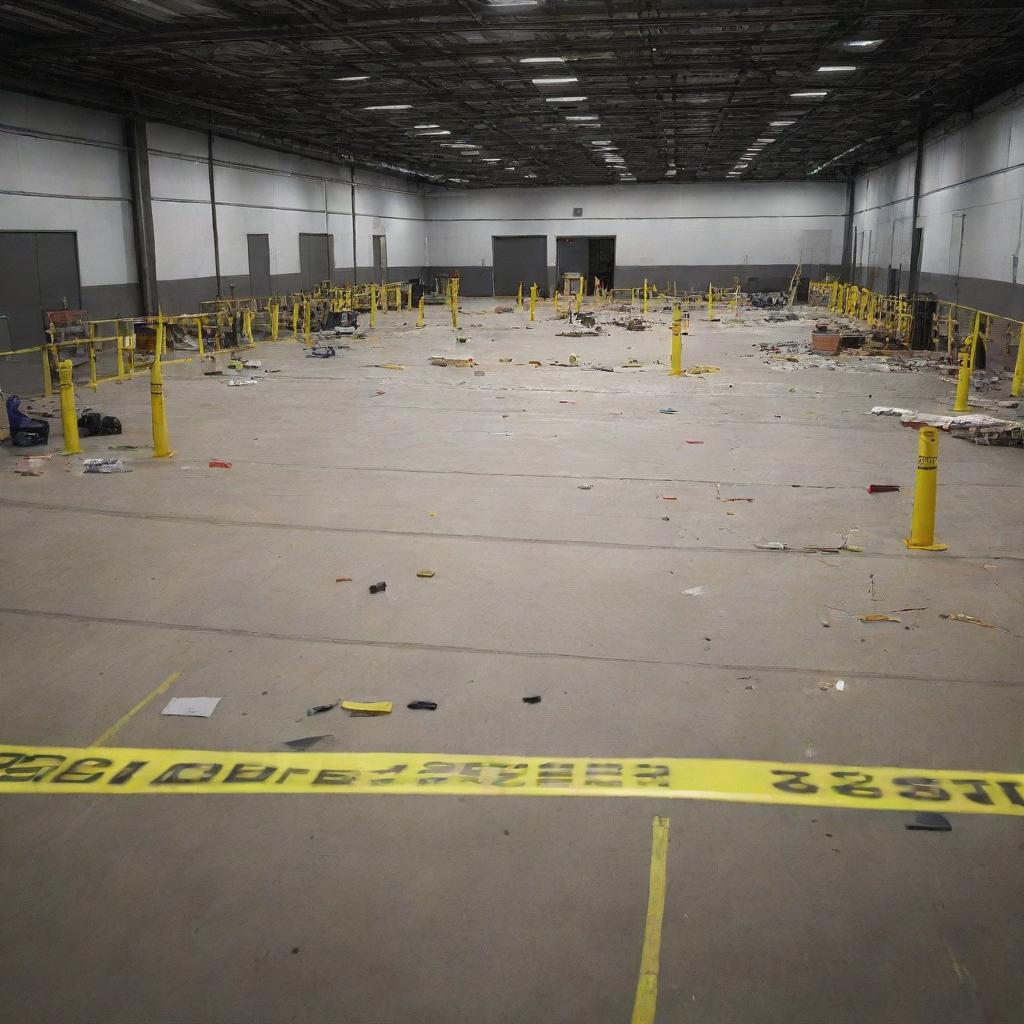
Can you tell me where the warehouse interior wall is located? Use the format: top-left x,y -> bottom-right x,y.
851,83 -> 1024,320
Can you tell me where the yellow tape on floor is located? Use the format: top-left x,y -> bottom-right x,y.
2,744 -> 1024,814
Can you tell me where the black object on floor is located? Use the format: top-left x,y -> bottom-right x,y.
906,812 -> 952,832
407,701 -> 438,711
283,734 -> 334,750
369,581 -> 387,594
522,695 -> 542,704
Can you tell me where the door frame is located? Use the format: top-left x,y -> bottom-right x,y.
554,235 -> 616,293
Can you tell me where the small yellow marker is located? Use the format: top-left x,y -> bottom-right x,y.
341,700 -> 392,716
416,569 -> 435,578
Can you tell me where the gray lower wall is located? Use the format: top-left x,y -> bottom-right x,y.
82,282 -> 144,319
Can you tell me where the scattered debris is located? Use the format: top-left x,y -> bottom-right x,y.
307,702 -> 337,716
161,697 -> 220,717
282,735 -> 334,751
416,569 -> 435,578
940,612 -> 1003,630
867,484 -> 900,493
82,458 -> 131,473
818,679 -> 846,692
578,484 -> 593,490
342,700 -> 392,716
430,355 -> 474,367
906,812 -> 952,832
368,581 -> 387,594
686,365 -> 721,375
682,586 -> 705,596
14,455 -> 51,476
858,614 -> 901,623
716,483 -> 753,503
306,345 -> 336,359
407,701 -> 438,711
335,576 -> 352,583
242,359 -> 262,369
755,541 -> 788,551
227,376 -> 260,385
522,695 -> 542,704
208,460 -> 232,469
494,304 -> 515,314
474,370 -> 485,377
685,440 -> 704,445
660,495 -> 678,501
658,407 -> 677,415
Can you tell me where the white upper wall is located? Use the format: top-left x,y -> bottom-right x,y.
425,181 -> 847,267
0,90 -> 137,287
852,83 -> 1024,285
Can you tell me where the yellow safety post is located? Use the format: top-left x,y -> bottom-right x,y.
87,340 -> 97,391
194,317 -> 205,356
291,303 -> 299,338
554,290 -> 561,315
115,325 -> 126,380
643,278 -> 649,315
450,278 -> 459,330
155,313 -> 165,357
529,283 -> 537,322
578,275 -> 584,304
42,343 -> 53,398
575,289 -> 582,314
303,301 -> 311,344
904,427 -> 947,551
407,284 -> 413,311
707,283 -> 713,320
149,356 -> 173,458
57,359 -> 82,455
243,309 -> 254,345
270,304 -> 279,342
953,312 -> 980,412
517,281 -> 523,309
1011,322 -> 1024,398
669,306 -> 683,376
369,285 -> 377,328
417,295 -> 425,328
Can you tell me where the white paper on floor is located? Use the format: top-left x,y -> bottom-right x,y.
160,697 -> 221,717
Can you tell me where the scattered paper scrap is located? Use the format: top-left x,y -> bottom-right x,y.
161,697 -> 220,717
755,541 -> 788,551
682,586 -> 705,596
208,460 -> 232,469
335,576 -> 352,583
940,612 -> 1003,631
858,613 -> 901,623
818,679 -> 846,692
716,483 -> 753,503
342,700 -> 393,716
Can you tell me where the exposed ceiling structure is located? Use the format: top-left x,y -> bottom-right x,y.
4,1 -> 1024,187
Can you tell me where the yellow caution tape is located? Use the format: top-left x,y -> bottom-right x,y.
1,745 -> 1023,814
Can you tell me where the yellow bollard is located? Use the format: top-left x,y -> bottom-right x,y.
450,278 -> 459,330
57,359 -> 82,455
669,307 -> 682,376
195,317 -> 206,356
291,303 -> 299,338
115,326 -> 126,379
904,427 -> 947,551
149,356 -> 174,459
529,283 -> 537,322
707,283 -> 713,320
417,294 -> 425,328
953,312 -> 979,412
1011,322 -> 1024,398
243,309 -> 254,345
303,301 -> 311,343
517,281 -> 523,309
643,278 -> 649,315
575,290 -> 582,314
381,285 -> 388,312
88,341 -> 97,391
270,304 -> 279,342
554,290 -> 561,315
42,344 -> 53,398
155,313 -> 165,357
369,285 -> 377,328
407,284 -> 413,311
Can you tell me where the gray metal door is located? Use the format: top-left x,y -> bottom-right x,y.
492,235 -> 546,297
247,234 -> 271,296
372,235 -> 387,281
299,233 -> 333,289
555,237 -> 588,286
0,231 -> 80,347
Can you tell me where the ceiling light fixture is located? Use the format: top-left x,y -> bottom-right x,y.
418,130 -> 451,136
335,75 -> 369,82
413,123 -> 440,129
545,96 -> 587,102
520,56 -> 566,64
566,115 -> 599,121
364,104 -> 412,110
844,39 -> 882,49
756,138 -> 776,143
490,0 -> 539,7
817,65 -> 856,72
532,77 -> 578,85
791,91 -> 828,98
770,120 -> 796,127
482,158 -> 501,162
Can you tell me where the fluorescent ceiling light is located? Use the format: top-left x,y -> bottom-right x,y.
482,158 -> 501,162
844,39 -> 882,49
490,0 -> 538,6
418,130 -> 451,136
413,123 -> 440,129
364,104 -> 412,110
590,140 -> 612,145
770,120 -> 796,126
756,137 -> 776,143
735,163 -> 749,169
448,177 -> 468,183
335,75 -> 369,82
505,166 -> 515,170
545,96 -> 587,102
791,91 -> 828,98
520,56 -> 566,64
566,115 -> 599,121
727,172 -> 741,177
532,77 -> 578,85
817,65 -> 856,72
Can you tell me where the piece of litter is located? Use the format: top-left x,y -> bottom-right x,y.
560,400 -> 576,404
82,458 -> 131,474
429,355 -> 474,367
161,697 -> 220,717
755,541 -> 787,551
335,576 -> 352,583
716,483 -> 753,503
682,586 -> 705,596
660,495 -> 678,501
306,702 -> 336,716
416,569 -> 435,578
379,363 -> 405,370
227,377 -> 260,386
208,460 -> 232,469
867,484 -> 900,494
661,516 -> 671,521
428,512 -> 438,517
658,407 -> 677,415
940,612 -> 1002,630
522,695 -> 542,705
282,735 -> 333,751
368,581 -> 387,594
474,370 -> 485,377
14,455 -> 51,476
578,484 -> 593,490
685,440 -> 704,445
818,679 -> 845,692
242,359 -> 262,369
342,700 -> 392,716
906,812 -> 952,832
858,613 -> 901,623
407,701 -> 438,711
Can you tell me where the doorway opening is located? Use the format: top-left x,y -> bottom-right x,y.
555,236 -> 615,293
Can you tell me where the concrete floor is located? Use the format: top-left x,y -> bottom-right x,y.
2,297 -> 1023,1023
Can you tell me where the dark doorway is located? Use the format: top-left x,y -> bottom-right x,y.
0,230 -> 81,347
555,236 -> 615,293
372,234 -> 388,282
299,233 -> 333,290
247,234 -> 271,297
492,235 -> 547,297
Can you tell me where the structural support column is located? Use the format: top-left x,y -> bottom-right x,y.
350,165 -> 358,285
126,114 -> 158,314
207,131 -> 222,298
907,105 -> 929,298
840,176 -> 855,282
